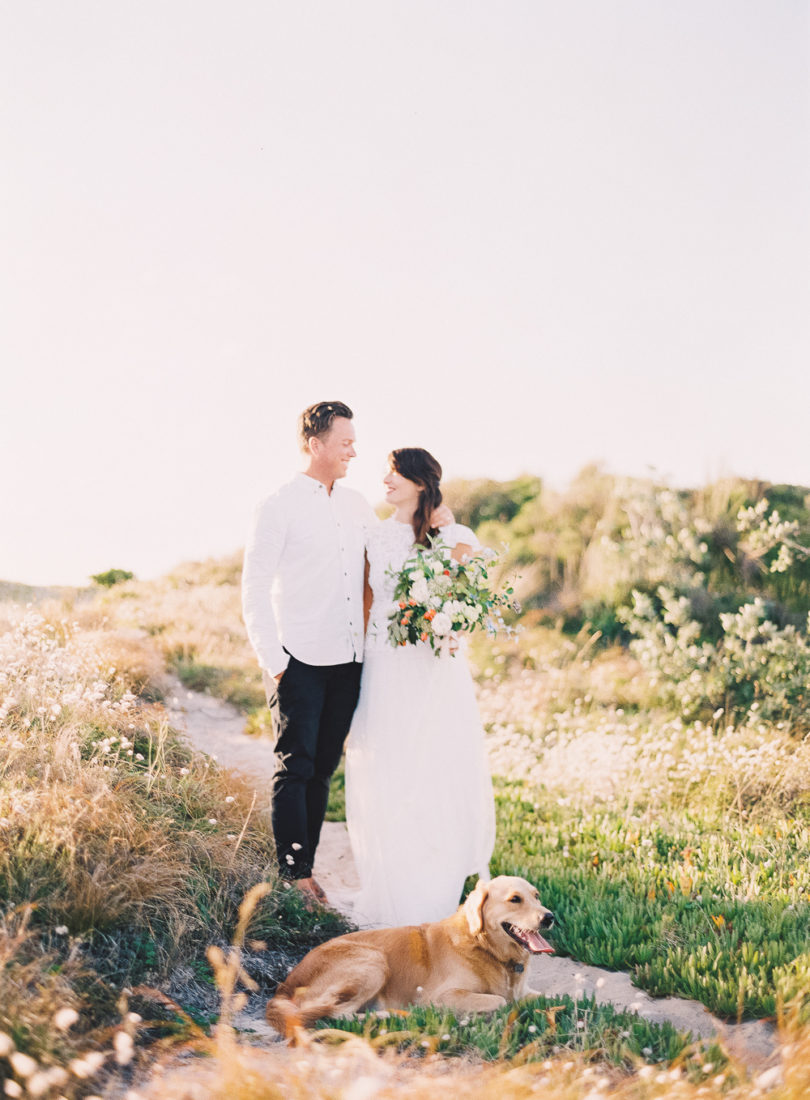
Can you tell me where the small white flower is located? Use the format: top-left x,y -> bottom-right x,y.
4,1080 -> 23,1097
9,1052 -> 38,1078
225,795 -> 235,803
113,1031 -> 134,1065
180,767 -> 190,776
53,1008 -> 79,1030
208,818 -> 217,825
54,925 -> 69,936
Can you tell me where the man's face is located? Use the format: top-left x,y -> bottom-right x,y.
315,416 -> 357,480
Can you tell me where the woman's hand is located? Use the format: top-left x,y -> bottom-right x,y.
430,503 -> 455,528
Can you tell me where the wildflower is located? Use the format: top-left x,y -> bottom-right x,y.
9,1051 -> 38,1078
4,1082 -> 23,1098
0,1033 -> 14,1056
28,1068 -> 68,1096
113,1031 -> 134,1065
225,795 -> 235,803
53,1008 -> 79,1030
180,767 -> 190,776
69,1052 -> 106,1078
208,818 -> 217,825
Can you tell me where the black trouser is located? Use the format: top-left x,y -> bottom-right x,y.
270,653 -> 362,880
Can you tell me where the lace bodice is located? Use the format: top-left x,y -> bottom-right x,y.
365,518 -> 478,649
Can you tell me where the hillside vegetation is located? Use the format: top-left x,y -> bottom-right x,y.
1,469 -> 809,1097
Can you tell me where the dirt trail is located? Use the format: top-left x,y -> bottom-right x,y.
166,680 -> 778,1070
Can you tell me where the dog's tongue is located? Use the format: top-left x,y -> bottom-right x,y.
525,930 -> 554,954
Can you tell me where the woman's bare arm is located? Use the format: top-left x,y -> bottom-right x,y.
451,542 -> 473,563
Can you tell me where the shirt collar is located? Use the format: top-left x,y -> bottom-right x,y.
294,471 -> 334,495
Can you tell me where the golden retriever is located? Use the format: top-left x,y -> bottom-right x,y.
266,875 -> 554,1034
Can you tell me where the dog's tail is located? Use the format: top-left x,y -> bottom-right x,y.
265,989 -> 339,1038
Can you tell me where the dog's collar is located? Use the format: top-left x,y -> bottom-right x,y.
508,961 -> 525,974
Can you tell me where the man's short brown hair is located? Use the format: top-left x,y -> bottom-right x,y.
298,401 -> 354,452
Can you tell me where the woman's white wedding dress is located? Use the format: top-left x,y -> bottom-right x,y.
345,518 -> 495,928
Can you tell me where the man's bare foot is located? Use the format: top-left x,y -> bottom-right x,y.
293,877 -> 328,910
310,877 -> 330,905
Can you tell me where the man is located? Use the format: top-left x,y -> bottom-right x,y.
242,401 -> 373,908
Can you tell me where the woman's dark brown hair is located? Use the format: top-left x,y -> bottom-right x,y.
389,447 -> 443,547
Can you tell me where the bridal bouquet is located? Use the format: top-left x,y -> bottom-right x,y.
387,541 -> 517,655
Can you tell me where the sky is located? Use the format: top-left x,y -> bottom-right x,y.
1,1 -> 808,586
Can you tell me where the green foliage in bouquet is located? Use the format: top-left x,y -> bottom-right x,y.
386,540 -> 517,654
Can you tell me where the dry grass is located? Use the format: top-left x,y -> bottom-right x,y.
136,1008 -> 808,1100
0,598 -> 311,1095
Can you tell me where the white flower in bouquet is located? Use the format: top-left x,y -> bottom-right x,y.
411,577 -> 430,603
431,612 -> 453,636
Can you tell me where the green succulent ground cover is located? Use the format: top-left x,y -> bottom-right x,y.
492,783 -> 810,1021
317,994 -> 724,1073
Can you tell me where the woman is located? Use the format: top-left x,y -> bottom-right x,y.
345,447 -> 496,928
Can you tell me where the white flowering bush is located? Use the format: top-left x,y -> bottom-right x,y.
609,495 -> 810,730
387,541 -> 517,655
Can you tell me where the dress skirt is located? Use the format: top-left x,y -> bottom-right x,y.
345,639 -> 495,928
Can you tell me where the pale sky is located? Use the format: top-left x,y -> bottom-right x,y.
2,2 -> 808,585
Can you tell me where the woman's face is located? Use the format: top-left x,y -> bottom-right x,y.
383,465 -> 421,509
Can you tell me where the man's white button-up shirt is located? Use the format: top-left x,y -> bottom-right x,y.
242,473 -> 376,677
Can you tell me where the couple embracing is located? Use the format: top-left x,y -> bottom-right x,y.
242,400 -> 495,927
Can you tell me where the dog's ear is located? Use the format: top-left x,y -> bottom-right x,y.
464,879 -> 489,936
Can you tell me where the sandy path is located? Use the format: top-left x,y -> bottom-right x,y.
166,679 -> 777,1069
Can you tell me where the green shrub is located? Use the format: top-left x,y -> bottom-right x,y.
90,568 -> 134,587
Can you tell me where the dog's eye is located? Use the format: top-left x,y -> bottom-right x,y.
509,895 -> 522,904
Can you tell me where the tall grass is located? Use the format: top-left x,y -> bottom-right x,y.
0,599 -> 347,1096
